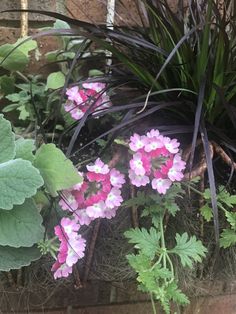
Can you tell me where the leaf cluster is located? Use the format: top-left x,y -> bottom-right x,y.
0,115 -> 82,270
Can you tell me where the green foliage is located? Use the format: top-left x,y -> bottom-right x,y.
46,71 -> 65,90
0,114 -> 84,270
0,159 -> 44,210
34,143 -> 83,196
125,228 -> 160,260
200,186 -> 236,248
0,114 -> 15,162
0,38 -> 37,71
4,77 -> 47,121
123,191 -> 148,207
0,246 -> 41,271
200,204 -> 213,222
170,233 -> 207,268
220,229 -> 236,248
0,44 -> 28,71
0,198 -> 44,247
125,184 -> 206,314
15,138 -> 35,162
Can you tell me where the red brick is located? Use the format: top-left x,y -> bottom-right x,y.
65,0 -> 107,24
0,0 -> 57,21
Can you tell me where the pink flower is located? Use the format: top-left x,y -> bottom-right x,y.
64,82 -> 111,121
64,100 -> 75,113
130,152 -> 146,176
83,82 -> 106,92
110,168 -> 125,188
86,200 -> 106,218
147,129 -> 160,138
60,217 -> 80,237
128,169 -> 150,187
167,154 -> 186,181
70,107 -> 85,120
103,207 -> 118,219
162,137 -> 180,154
59,191 -> 79,212
74,209 -> 93,225
145,135 -> 164,152
129,133 -> 147,152
52,260 -> 73,279
151,178 -> 172,194
87,158 -> 109,175
66,236 -> 86,267
105,188 -> 123,208
66,86 -> 80,102
57,241 -> 68,264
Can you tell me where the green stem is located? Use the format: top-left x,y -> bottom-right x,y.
166,254 -> 175,282
151,253 -> 163,271
159,215 -> 167,281
182,182 -> 203,196
150,293 -> 157,314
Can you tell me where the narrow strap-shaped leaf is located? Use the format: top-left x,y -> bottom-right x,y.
200,122 -> 219,242
188,76 -> 206,174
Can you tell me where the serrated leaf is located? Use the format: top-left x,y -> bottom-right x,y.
0,198 -> 44,247
203,188 -> 211,200
165,201 -> 180,216
46,71 -> 65,90
123,191 -> 148,207
218,188 -> 236,208
200,203 -> 213,222
225,211 -> 236,230
34,144 -> 82,196
5,93 -> 21,102
220,229 -> 236,248
166,282 -> 189,305
127,253 -> 172,294
170,233 -> 207,268
0,159 -> 44,210
124,227 -> 160,259
15,138 -> 35,162
0,245 -> 41,271
0,114 -> 15,163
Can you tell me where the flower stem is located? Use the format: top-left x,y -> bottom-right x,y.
150,293 -> 157,314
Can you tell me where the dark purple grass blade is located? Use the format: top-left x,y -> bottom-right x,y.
200,121 -> 219,242
188,76 -> 206,174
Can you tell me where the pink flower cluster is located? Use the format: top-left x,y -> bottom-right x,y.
64,82 -> 111,120
128,129 -> 186,194
52,159 -> 125,279
59,158 -> 125,223
52,217 -> 86,279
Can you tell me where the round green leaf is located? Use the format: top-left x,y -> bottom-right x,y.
0,198 -> 44,247
0,114 -> 15,163
0,159 -> 44,210
0,44 -> 28,71
0,246 -> 41,271
46,71 -> 65,90
34,144 -> 82,196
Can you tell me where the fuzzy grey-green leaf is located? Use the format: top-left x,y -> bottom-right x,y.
0,198 -> 44,247
0,159 -> 44,210
0,246 -> 41,271
0,114 -> 15,163
15,138 -> 35,162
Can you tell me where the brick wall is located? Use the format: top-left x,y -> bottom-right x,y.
0,0 -> 145,72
